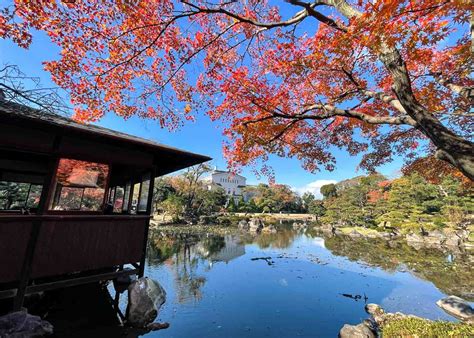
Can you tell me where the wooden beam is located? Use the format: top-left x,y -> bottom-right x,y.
0,268 -> 139,300
13,220 -> 41,310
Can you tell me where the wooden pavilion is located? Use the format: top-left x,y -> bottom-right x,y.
0,100 -> 210,310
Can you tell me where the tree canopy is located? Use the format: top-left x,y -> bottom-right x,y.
1,1 -> 473,178
320,172 -> 473,229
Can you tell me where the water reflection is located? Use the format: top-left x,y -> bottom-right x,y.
321,235 -> 474,301
148,224 -> 473,305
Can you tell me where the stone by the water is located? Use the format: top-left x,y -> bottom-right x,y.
0,310 -> 53,337
113,268 -> 137,294
238,219 -> 249,230
147,322 -> 170,331
248,218 -> 264,233
339,322 -> 375,338
365,303 -> 384,316
436,295 -> 474,323
126,277 -> 167,328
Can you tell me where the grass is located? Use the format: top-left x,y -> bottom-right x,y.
151,224 -> 239,236
381,317 -> 474,337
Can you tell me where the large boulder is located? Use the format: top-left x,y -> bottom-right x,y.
436,296 -> 474,323
321,224 -> 334,234
113,268 -> 138,294
0,311 -> 53,337
248,218 -> 264,234
126,277 -> 167,328
444,234 -> 460,248
339,322 -> 375,338
423,230 -> 446,248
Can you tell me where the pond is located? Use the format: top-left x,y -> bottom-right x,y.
130,223 -> 473,337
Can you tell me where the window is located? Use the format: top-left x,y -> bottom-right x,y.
113,187 -> 125,213
51,159 -> 109,211
130,182 -> 141,214
123,182 -> 131,212
0,181 -> 43,211
106,186 -> 125,213
138,173 -> 150,212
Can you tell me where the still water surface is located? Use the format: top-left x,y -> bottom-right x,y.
133,225 -> 472,337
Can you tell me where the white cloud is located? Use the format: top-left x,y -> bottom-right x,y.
294,179 -> 337,199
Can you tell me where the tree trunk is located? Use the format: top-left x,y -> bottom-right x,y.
379,46 -> 474,181
326,0 -> 474,180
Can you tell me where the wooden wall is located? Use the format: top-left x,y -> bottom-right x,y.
0,215 -> 148,283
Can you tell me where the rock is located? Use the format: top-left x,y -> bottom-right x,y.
406,232 -> 424,243
422,230 -> 446,248
113,268 -> 137,293
348,229 -> 363,239
248,218 -> 264,233
0,310 -> 53,337
339,322 -> 375,338
436,295 -> 474,323
389,227 -> 403,238
238,220 -> 249,230
365,303 -> 384,316
444,234 -> 460,248
146,322 -> 170,331
126,277 -> 167,328
321,224 -> 334,234
406,233 -> 425,250
455,230 -> 469,240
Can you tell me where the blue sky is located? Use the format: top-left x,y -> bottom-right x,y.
0,16 -> 406,198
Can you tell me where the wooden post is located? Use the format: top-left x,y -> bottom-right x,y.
13,220 -> 41,311
13,136 -> 61,310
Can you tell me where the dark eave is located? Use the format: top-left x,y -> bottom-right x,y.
0,100 -> 211,174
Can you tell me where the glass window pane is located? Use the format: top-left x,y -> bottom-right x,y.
108,187 -> 115,204
51,159 -> 109,211
82,188 -> 105,211
26,185 -> 43,209
0,181 -> 29,210
55,187 -> 83,210
113,187 -> 124,213
123,183 -> 131,212
130,182 -> 141,214
138,174 -> 150,212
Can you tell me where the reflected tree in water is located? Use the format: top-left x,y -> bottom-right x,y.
148,232 -> 226,303
322,235 -> 474,301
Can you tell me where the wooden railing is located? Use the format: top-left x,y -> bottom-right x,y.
0,214 -> 150,283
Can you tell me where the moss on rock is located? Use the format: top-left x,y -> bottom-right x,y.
380,317 -> 474,337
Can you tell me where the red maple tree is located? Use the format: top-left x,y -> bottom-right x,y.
1,1 -> 473,179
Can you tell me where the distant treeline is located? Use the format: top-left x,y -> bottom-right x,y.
153,163 -> 473,229
318,173 -> 473,230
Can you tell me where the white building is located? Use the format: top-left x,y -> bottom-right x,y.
203,169 -> 246,198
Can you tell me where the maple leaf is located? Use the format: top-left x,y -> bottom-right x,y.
1,0 -> 473,180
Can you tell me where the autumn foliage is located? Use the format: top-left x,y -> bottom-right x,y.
1,1 -> 473,178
